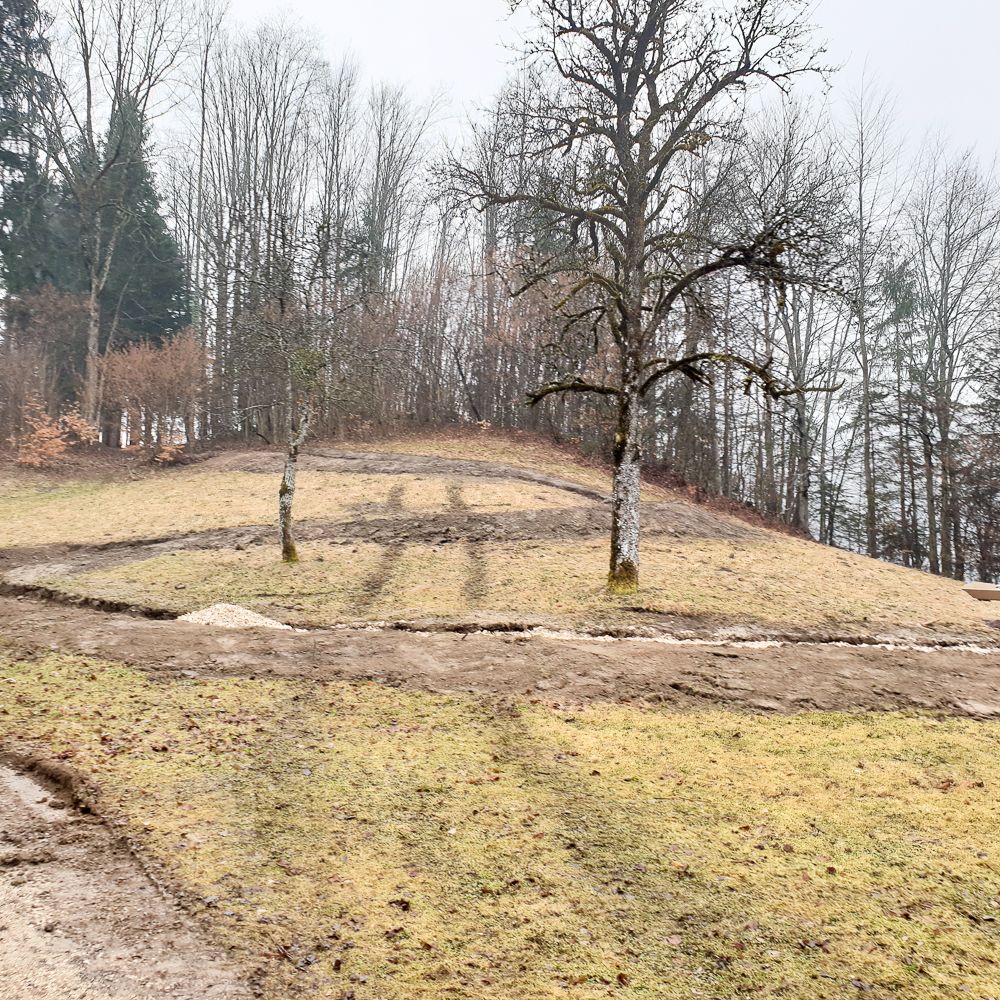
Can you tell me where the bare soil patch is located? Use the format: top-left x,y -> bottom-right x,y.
0,759 -> 247,1000
1,594 -> 998,718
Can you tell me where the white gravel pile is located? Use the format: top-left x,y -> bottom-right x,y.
177,604 -> 293,631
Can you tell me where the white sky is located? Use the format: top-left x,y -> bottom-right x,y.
228,0 -> 999,162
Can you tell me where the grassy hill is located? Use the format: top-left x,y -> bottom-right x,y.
2,430 -> 994,643
2,432 -> 1000,999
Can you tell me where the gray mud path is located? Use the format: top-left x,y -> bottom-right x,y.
0,762 -> 247,1000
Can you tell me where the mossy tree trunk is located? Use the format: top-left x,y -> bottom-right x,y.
609,380 -> 642,594
279,407 -> 312,564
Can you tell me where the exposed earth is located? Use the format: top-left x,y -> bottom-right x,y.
0,760 -> 247,1000
1,594 -> 999,718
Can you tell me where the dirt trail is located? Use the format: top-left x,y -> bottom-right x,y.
207,447 -> 614,503
0,761 -> 248,1000
2,594 -> 998,718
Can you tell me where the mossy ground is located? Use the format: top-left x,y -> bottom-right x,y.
54,533 -> 996,636
2,650 -> 998,999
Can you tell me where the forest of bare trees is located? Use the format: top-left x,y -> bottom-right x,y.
3,0 -> 1000,586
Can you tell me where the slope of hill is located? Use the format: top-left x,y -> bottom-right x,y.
1,430 -> 996,643
2,432 -> 1000,1000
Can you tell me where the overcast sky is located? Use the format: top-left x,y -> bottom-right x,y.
229,0 -> 998,162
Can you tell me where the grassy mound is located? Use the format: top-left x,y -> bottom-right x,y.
2,650 -> 998,999
0,468 -> 580,547
4,432 -> 995,639
47,533 -> 996,638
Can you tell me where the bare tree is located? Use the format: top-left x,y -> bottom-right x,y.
841,76 -> 903,558
905,144 -> 1000,578
34,0 -> 189,424
454,0 -> 832,591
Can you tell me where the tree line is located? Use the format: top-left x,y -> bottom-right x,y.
2,0 -> 999,588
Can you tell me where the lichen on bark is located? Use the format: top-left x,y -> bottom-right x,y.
608,392 -> 641,594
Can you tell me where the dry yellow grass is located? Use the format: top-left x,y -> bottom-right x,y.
0,469 -> 580,548
2,650 -> 998,999
364,430 -> 674,500
6,434 -> 995,638
55,533 -> 996,636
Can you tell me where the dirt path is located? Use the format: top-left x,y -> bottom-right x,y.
0,761 -> 247,1000
207,447 -> 614,503
2,594 -> 998,718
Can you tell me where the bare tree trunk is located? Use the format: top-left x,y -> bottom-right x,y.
83,284 -> 102,424
790,394 -> 811,535
939,460 -> 954,577
920,417 -> 941,575
279,408 -> 312,564
609,386 -> 641,594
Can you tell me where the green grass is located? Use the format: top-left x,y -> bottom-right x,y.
2,649 -> 998,999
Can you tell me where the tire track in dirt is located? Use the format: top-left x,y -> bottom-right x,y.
447,483 -> 488,605
0,759 -> 248,1000
354,482 -> 407,613
1,595 -> 998,717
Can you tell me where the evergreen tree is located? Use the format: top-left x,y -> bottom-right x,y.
5,91 -> 188,406
0,0 -> 50,294
98,97 -> 189,348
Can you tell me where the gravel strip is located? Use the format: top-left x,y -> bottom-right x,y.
177,604 -> 292,630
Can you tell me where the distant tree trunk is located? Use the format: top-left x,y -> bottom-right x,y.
82,283 -> 102,424
939,426 -> 955,578
919,415 -> 940,575
790,394 -> 811,535
895,384 -> 911,566
860,364 -> 878,557
763,396 -> 778,516
102,409 -> 121,449
279,406 -> 312,564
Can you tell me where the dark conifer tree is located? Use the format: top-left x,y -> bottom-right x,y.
0,0 -> 50,293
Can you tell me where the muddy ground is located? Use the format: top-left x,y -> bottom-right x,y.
2,595 -> 998,718
0,761 -> 248,1000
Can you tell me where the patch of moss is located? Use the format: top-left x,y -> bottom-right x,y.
1,650 -> 998,999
